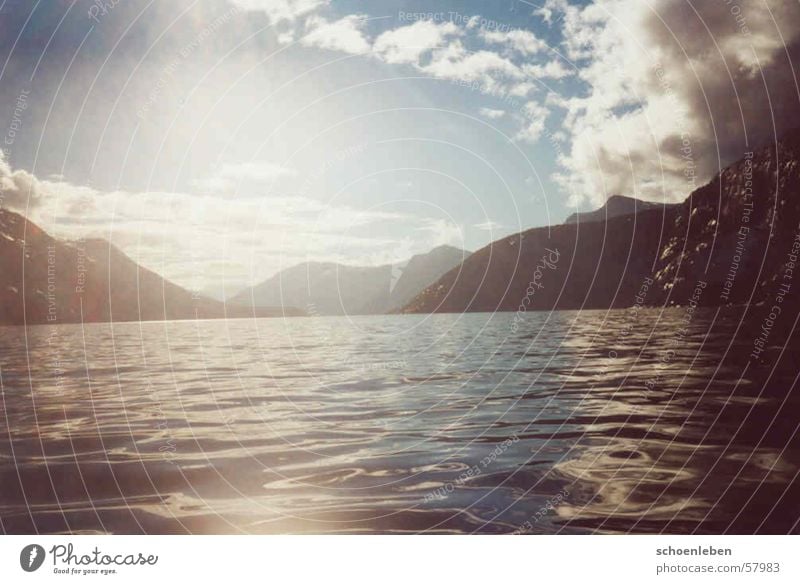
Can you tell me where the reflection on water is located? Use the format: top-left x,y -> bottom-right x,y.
1,309 -> 798,534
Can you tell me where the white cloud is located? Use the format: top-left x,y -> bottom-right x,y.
479,108 -> 506,119
363,235 -> 416,268
522,60 -> 572,80
302,14 -> 371,54
229,0 -> 327,24
252,11 -> 560,145
480,28 -> 547,56
534,0 -> 570,26
473,220 -> 503,231
304,15 -> 539,103
507,81 -> 537,97
277,31 -> 295,44
192,162 -> 297,192
0,150 -> 44,211
0,155 -> 439,289
417,218 -> 464,249
553,0 -> 800,205
29,181 -> 414,288
373,20 -> 461,64
424,48 -> 523,86
516,101 -> 549,143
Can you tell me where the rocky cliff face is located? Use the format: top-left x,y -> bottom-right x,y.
652,131 -> 800,307
402,130 -> 800,315
0,209 -> 301,325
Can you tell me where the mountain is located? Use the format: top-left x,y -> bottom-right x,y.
196,284 -> 243,303
231,245 -> 470,316
564,195 -> 677,224
402,129 -> 800,316
0,209 -> 303,325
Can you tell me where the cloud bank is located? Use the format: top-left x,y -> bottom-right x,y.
553,0 -> 800,204
0,151 -> 43,211
250,0 -> 800,205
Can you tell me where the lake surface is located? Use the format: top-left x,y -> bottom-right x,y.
1,309 -> 799,534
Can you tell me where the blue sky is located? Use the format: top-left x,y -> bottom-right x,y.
1,0 -> 798,291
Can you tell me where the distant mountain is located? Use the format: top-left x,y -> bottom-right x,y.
232,245 -> 470,315
402,129 -> 800,315
564,195 -> 678,224
0,209 -> 303,325
197,284 -> 243,303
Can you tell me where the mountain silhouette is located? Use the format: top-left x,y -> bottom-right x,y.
231,245 -> 470,316
402,129 -> 800,315
0,209 -> 303,325
564,195 -> 678,225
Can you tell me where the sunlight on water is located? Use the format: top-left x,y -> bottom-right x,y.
1,309 -> 798,533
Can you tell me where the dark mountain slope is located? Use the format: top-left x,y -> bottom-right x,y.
564,194 -> 677,224
402,130 -> 800,314
401,209 -> 672,313
0,209 -> 302,325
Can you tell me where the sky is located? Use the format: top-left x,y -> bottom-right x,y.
1,0 -> 798,294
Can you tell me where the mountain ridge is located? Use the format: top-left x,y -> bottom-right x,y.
401,129 -> 800,315
0,209 -> 304,325
564,194 -> 679,225
231,244 -> 470,316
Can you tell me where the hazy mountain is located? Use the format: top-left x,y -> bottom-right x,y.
196,284 -> 243,303
402,129 -> 800,316
0,209 -> 303,325
564,195 -> 678,224
232,245 -> 470,316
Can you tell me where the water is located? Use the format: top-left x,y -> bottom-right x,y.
1,309 -> 798,534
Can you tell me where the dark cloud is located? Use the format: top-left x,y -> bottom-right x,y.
556,0 -> 800,204
648,0 -> 800,160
